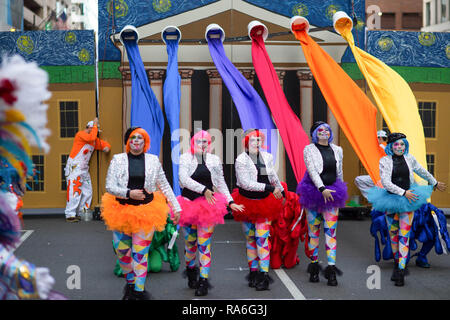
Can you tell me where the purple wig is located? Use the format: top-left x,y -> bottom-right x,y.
311,123 -> 334,144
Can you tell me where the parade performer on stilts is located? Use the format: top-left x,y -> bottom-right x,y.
367,132 -> 446,287
177,130 -> 244,296
297,121 -> 348,286
232,129 -> 285,291
101,127 -> 181,300
64,117 -> 111,222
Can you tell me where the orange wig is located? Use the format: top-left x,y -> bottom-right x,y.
125,127 -> 151,154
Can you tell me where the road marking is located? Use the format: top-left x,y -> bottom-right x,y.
273,268 -> 306,300
224,267 -> 249,271
215,240 -> 245,244
12,230 -> 34,253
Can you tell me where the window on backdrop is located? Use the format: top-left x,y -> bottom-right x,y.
442,0 -> 449,22
60,101 -> 79,138
418,101 -> 436,138
27,155 -> 44,192
426,154 -> 435,176
426,2 -> 431,26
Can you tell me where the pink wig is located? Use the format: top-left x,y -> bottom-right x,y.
190,130 -> 212,154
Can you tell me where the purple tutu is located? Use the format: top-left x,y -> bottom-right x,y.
296,172 -> 348,212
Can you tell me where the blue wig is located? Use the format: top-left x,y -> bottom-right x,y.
311,123 -> 334,144
385,138 -> 409,156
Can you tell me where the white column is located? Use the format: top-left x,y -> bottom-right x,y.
297,71 -> 313,137
206,69 -> 223,159
179,69 -> 194,155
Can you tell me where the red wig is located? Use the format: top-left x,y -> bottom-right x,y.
126,128 -> 151,153
242,129 -> 267,151
190,130 -> 212,154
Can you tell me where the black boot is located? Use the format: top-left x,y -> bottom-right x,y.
394,269 -> 405,287
184,266 -> 199,289
323,265 -> 342,286
391,262 -> 409,281
391,262 -> 399,281
307,262 -> 321,283
195,277 -> 210,296
131,289 -> 152,300
246,271 -> 258,288
255,272 -> 272,291
122,284 -> 135,300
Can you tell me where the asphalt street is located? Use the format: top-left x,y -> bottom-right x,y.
13,214 -> 450,301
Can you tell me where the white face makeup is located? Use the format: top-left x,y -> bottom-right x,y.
392,140 -> 406,156
317,125 -> 330,141
129,133 -> 144,153
248,136 -> 262,154
194,138 -> 209,154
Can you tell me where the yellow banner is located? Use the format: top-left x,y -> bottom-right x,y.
334,12 -> 427,184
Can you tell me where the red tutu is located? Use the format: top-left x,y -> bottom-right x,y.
231,188 -> 283,223
176,193 -> 229,227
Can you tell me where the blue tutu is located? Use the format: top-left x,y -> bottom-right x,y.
367,183 -> 433,213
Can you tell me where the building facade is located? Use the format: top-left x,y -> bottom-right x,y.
0,0 -> 24,32
70,0 -> 97,31
366,0 -> 423,30
23,0 -> 72,30
422,0 -> 450,31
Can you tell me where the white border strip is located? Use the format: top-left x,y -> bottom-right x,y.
273,268 -> 306,300
12,230 -> 34,253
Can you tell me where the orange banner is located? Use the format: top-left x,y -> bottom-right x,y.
291,18 -> 384,183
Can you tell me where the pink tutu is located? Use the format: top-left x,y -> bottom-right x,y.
176,193 -> 229,227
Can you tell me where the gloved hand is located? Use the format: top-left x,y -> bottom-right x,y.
36,267 -> 55,300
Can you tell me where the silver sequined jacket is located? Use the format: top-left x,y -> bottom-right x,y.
179,152 -> 234,203
105,153 -> 181,212
235,151 -> 284,192
379,154 -> 437,196
303,143 -> 344,189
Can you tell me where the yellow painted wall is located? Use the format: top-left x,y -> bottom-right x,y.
94,79 -> 125,205
22,81 -> 124,209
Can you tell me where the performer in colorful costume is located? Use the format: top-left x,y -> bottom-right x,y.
101,127 -> 181,300
65,118 -> 111,222
177,130 -> 243,296
269,182 -> 308,270
367,132 -> 446,286
232,129 -> 285,291
297,121 -> 347,286
113,216 -> 180,276
410,203 -> 450,268
0,55 -> 61,299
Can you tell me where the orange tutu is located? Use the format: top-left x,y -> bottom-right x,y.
101,191 -> 169,234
